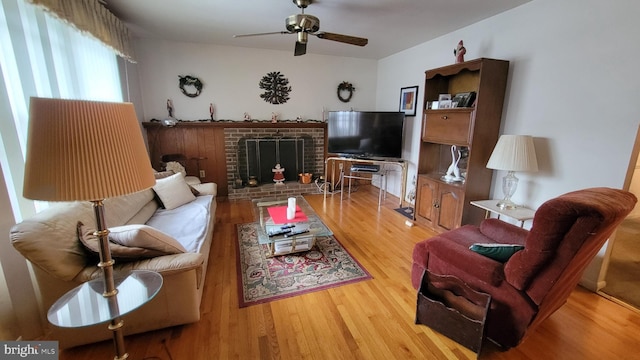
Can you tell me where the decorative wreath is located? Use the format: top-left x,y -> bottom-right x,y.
178,75 -> 203,98
337,81 -> 355,103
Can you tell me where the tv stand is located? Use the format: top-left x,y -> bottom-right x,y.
324,156 -> 408,207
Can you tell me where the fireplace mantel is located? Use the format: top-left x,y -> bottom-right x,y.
144,120 -> 326,129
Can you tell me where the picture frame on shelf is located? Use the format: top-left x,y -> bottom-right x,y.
438,94 -> 451,102
399,86 -> 419,116
452,91 -> 477,107
439,100 -> 453,109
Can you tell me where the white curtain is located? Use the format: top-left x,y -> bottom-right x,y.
27,0 -> 135,62
0,0 -> 123,221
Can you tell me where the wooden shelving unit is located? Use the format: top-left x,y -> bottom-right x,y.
415,58 -> 509,232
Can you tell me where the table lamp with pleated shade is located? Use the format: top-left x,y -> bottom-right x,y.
486,135 -> 538,209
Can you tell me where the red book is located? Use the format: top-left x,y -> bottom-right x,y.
267,205 -> 308,224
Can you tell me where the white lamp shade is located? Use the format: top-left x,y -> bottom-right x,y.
23,97 -> 155,201
486,135 -> 538,172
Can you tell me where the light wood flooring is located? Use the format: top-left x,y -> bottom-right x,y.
602,217 -> 640,309
61,186 -> 640,359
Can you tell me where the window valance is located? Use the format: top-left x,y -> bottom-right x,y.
27,0 -> 135,62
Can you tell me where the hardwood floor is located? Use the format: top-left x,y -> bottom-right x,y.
61,186 -> 640,359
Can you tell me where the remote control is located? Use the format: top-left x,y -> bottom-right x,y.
283,229 -> 309,238
268,229 -> 292,237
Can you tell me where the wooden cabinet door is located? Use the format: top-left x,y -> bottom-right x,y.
422,109 -> 473,146
436,185 -> 464,231
416,176 -> 437,225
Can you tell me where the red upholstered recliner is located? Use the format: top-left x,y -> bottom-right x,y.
411,187 -> 636,349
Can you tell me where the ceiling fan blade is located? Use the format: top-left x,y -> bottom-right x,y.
294,41 -> 307,56
314,32 -> 368,46
233,31 -> 291,38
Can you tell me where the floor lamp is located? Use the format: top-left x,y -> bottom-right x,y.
22,97 -> 161,359
486,135 -> 538,210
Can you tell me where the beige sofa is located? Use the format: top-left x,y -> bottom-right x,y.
10,175 -> 217,349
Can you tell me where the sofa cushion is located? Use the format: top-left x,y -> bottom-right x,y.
77,222 -> 187,260
153,173 -> 196,210
145,195 -> 213,253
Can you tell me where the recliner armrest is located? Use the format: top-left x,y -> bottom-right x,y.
479,218 -> 528,246
426,236 -> 505,287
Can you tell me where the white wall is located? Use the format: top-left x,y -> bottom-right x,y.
376,0 -> 640,288
378,0 -> 640,207
131,39 -> 378,122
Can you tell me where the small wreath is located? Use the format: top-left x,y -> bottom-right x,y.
179,75 -> 203,98
337,81 -> 355,103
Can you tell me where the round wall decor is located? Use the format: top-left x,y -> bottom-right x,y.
259,71 -> 291,104
179,75 -> 203,97
337,81 -> 355,102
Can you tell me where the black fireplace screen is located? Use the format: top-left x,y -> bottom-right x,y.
238,137 -> 311,184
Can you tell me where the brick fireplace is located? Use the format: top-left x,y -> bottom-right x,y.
224,123 -> 326,200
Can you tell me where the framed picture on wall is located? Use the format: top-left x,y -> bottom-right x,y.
399,86 -> 419,116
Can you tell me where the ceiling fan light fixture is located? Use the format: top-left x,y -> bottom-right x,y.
286,14 -> 319,33
297,32 -> 308,44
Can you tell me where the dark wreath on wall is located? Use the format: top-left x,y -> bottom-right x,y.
178,75 -> 203,98
337,81 -> 355,103
259,71 -> 291,104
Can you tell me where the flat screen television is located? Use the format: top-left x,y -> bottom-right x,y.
327,111 -> 405,160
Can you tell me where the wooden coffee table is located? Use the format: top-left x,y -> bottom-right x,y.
252,196 -> 332,257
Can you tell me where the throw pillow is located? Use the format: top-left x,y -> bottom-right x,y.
77,222 -> 187,261
469,243 -> 524,263
109,224 -> 187,253
152,172 -> 196,210
154,169 -> 199,196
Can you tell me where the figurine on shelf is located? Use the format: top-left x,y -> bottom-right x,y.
271,112 -> 278,123
442,145 -> 464,183
454,40 -> 466,63
167,99 -> 174,118
272,163 -> 285,185
243,112 -> 251,121
209,103 -> 215,121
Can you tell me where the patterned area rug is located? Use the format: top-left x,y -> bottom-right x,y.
235,222 -> 372,307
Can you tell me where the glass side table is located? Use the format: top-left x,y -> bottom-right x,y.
48,270 -> 163,327
48,270 -> 162,359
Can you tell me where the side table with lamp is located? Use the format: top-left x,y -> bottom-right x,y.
485,134 -> 539,210
477,134 -> 539,228
23,97 -> 163,360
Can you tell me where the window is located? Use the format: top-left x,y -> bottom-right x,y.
0,0 -> 123,221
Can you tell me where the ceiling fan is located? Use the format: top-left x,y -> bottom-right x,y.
233,0 -> 368,56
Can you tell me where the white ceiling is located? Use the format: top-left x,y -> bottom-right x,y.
104,0 -> 531,60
